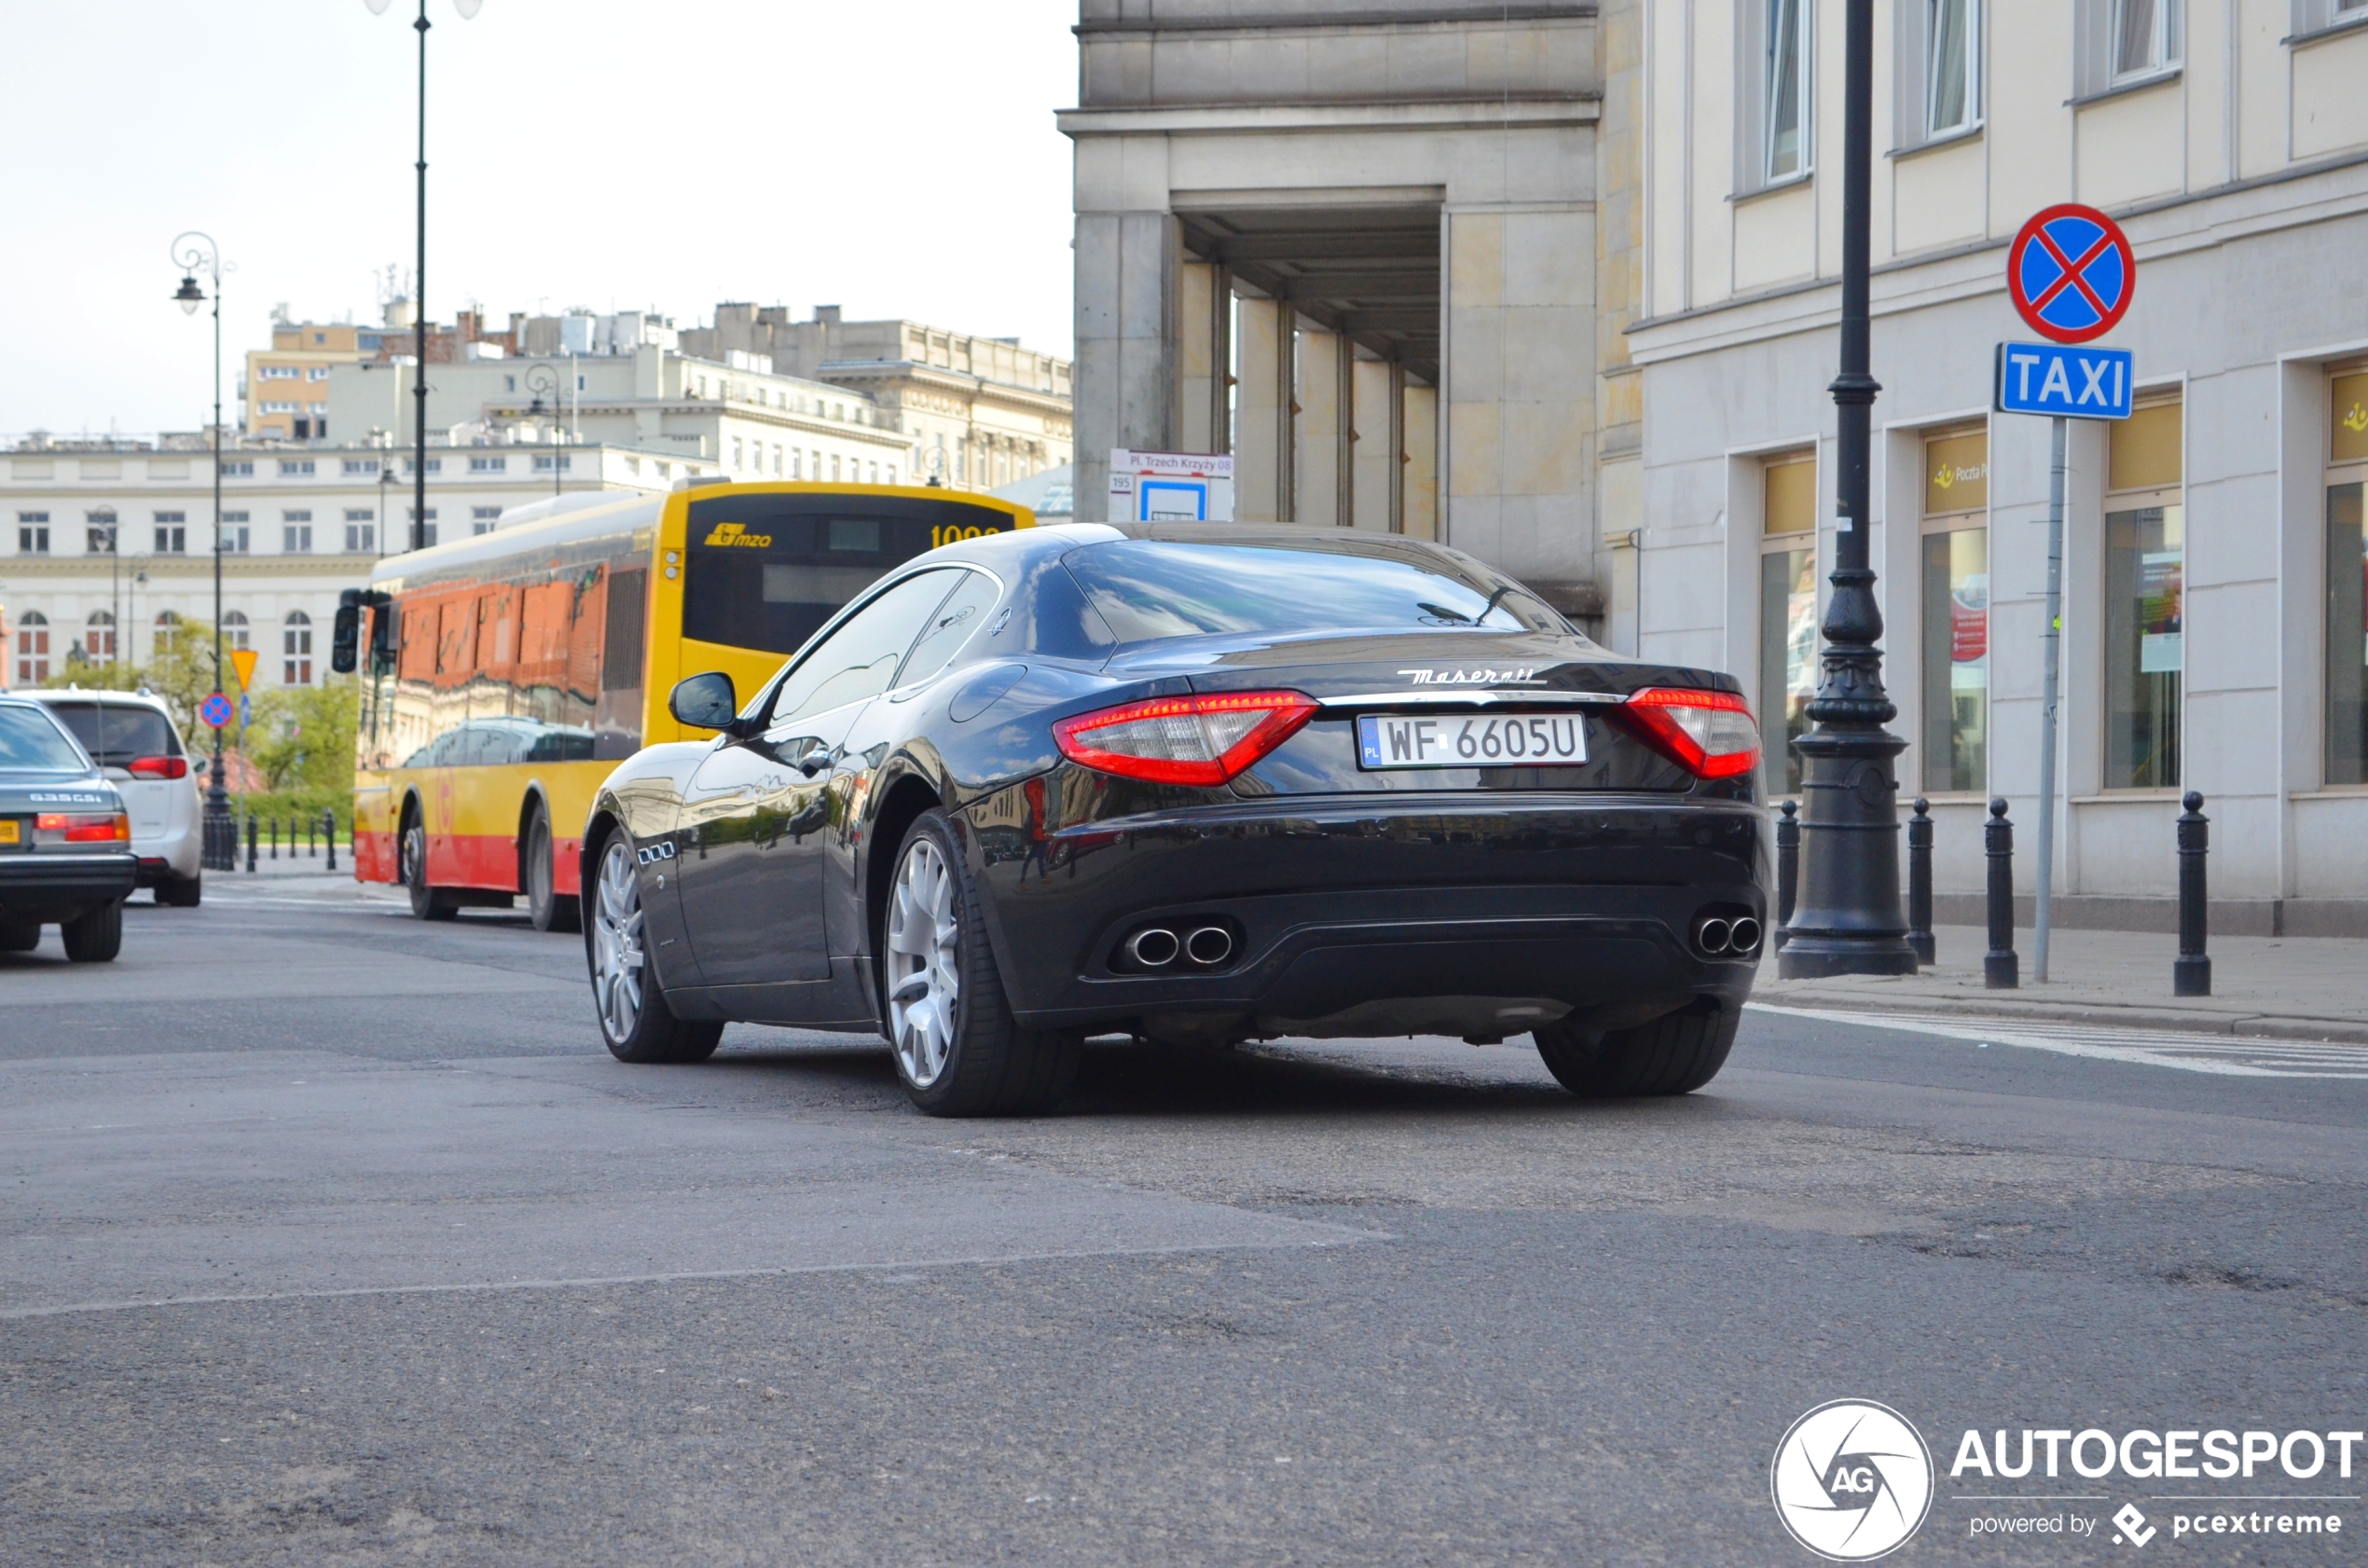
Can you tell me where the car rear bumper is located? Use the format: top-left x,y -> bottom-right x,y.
0,853 -> 139,923
133,818 -> 201,883
958,790 -> 1767,1040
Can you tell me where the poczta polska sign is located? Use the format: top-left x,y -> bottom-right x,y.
1993,203 -> 2137,419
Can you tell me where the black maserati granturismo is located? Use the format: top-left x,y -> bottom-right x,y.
583,522 -> 1769,1116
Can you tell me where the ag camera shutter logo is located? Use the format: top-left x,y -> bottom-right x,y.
1771,1399 -> 1935,1561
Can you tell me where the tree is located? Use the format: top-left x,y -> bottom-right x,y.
243,678 -> 360,794
46,614 -> 224,739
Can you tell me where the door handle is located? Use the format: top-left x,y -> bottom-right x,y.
794,745 -> 833,777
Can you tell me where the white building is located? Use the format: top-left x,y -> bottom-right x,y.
1627,0 -> 2368,933
1,434 -> 675,694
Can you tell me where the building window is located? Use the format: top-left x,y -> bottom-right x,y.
18,512 -> 49,554
2322,366 -> 2368,783
404,458 -> 442,475
2112,0 -> 2178,78
282,510 -> 313,553
472,505 -> 501,536
260,364 -> 298,380
154,512 -> 187,554
344,509 -> 376,553
14,610 -> 49,685
85,610 -> 117,662
223,611 -> 250,652
1919,430 -> 1989,793
732,437 -> 745,469
408,507 -> 437,548
155,611 -> 181,657
343,458 -> 379,476
1738,0 -> 1813,191
87,512 -> 117,555
469,455 -> 505,474
1917,0 -> 1979,140
531,454 -> 571,473
221,512 -> 251,553
2104,396 -> 2184,790
283,612 -> 313,685
224,461 -> 254,478
307,365 -> 328,380
1758,453 -> 1820,797
281,460 -> 314,477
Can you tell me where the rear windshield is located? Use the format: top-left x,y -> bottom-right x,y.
1062,540 -> 1566,645
42,702 -> 179,765
0,706 -> 90,772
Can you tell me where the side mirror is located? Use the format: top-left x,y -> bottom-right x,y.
369,596 -> 398,674
331,590 -> 362,674
669,671 -> 744,735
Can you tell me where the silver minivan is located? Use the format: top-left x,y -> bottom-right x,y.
31,690 -> 204,906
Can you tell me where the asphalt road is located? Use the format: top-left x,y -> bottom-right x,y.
4,881 -> 2362,1566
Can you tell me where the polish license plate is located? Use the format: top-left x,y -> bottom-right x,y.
0,818 -> 18,845
1356,712 -> 1587,769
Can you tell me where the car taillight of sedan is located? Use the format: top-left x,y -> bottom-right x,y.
125,754 -> 188,779
35,811 -> 131,845
1616,688 -> 1761,779
1053,690 -> 1318,786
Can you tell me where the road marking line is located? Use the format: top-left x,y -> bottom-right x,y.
1749,1003 -> 2368,1080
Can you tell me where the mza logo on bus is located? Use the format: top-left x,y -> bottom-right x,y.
702,523 -> 773,547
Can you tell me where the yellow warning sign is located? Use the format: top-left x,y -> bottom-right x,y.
230,648 -> 258,691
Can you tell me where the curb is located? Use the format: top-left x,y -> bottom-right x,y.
1750,986 -> 2368,1045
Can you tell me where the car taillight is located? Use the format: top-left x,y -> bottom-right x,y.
127,755 -> 188,779
1053,689 -> 1318,787
36,812 -> 131,844
1618,688 -> 1760,778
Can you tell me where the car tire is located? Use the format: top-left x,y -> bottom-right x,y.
1532,1004 -> 1738,1098
401,813 -> 458,922
1,922 -> 42,953
586,830 -> 721,1066
525,803 -> 580,934
158,874 -> 202,909
62,900 -> 124,964
882,810 -> 1080,1118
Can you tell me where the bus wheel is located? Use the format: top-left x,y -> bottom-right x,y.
402,813 -> 458,922
589,831 -> 720,1065
526,803 -> 580,934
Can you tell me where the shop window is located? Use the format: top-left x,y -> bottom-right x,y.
2322,367 -> 2368,783
2103,397 -> 2183,790
1757,452 -> 1820,797
1919,429 -> 1989,792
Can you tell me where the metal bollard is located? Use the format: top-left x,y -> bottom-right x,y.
1773,800 -> 1799,951
245,816 -> 258,873
2176,791 -> 2211,997
1907,798 -> 1936,967
324,809 -> 338,873
268,816 -> 279,860
308,815 -> 317,859
1984,797 -> 2018,989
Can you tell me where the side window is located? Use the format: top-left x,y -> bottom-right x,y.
764,570 -> 963,735
897,571 -> 1001,689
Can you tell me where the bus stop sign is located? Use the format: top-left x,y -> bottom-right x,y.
2007,203 -> 2135,344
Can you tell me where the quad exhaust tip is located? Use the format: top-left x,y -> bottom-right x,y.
1185,925 -> 1234,967
1694,915 -> 1762,957
1127,928 -> 1180,968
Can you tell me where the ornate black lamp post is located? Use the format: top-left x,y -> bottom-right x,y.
364,0 -> 482,552
1775,0 -> 1919,979
524,362 -> 563,497
172,232 -> 237,873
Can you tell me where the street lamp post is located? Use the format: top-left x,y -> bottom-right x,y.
524,362 -> 562,497
364,0 -> 483,553
172,231 -> 235,873
1775,0 -> 1919,979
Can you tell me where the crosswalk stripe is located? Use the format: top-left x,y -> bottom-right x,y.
1748,1004 -> 2368,1080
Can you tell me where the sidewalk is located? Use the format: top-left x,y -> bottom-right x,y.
1755,924 -> 2368,1043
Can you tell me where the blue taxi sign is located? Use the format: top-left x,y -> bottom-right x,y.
1994,341 -> 2133,420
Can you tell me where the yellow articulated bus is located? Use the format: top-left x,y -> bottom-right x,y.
337,481 -> 1032,927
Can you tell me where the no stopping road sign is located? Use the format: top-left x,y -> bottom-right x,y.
2007,204 -> 2135,344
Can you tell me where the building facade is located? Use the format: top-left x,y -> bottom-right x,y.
244,310 -> 386,441
1628,0 -> 2368,929
0,435 -> 670,694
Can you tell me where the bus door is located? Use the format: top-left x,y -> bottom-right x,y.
674,568 -> 965,987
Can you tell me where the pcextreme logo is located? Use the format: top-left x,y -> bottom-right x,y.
1771,1400 -> 1936,1561
702,522 -> 773,548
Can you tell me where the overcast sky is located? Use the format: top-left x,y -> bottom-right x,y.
0,0 -> 1079,440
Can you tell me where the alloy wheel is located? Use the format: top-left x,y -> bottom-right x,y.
887,834 -> 960,1087
401,821 -> 425,886
592,838 -> 646,1043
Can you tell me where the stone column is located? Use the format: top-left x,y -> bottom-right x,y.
1073,209 -> 1178,518
1403,380 -> 1439,540
1232,295 -> 1289,521
1294,323 -> 1342,528
1177,260 -> 1221,454
1352,356 -> 1396,530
